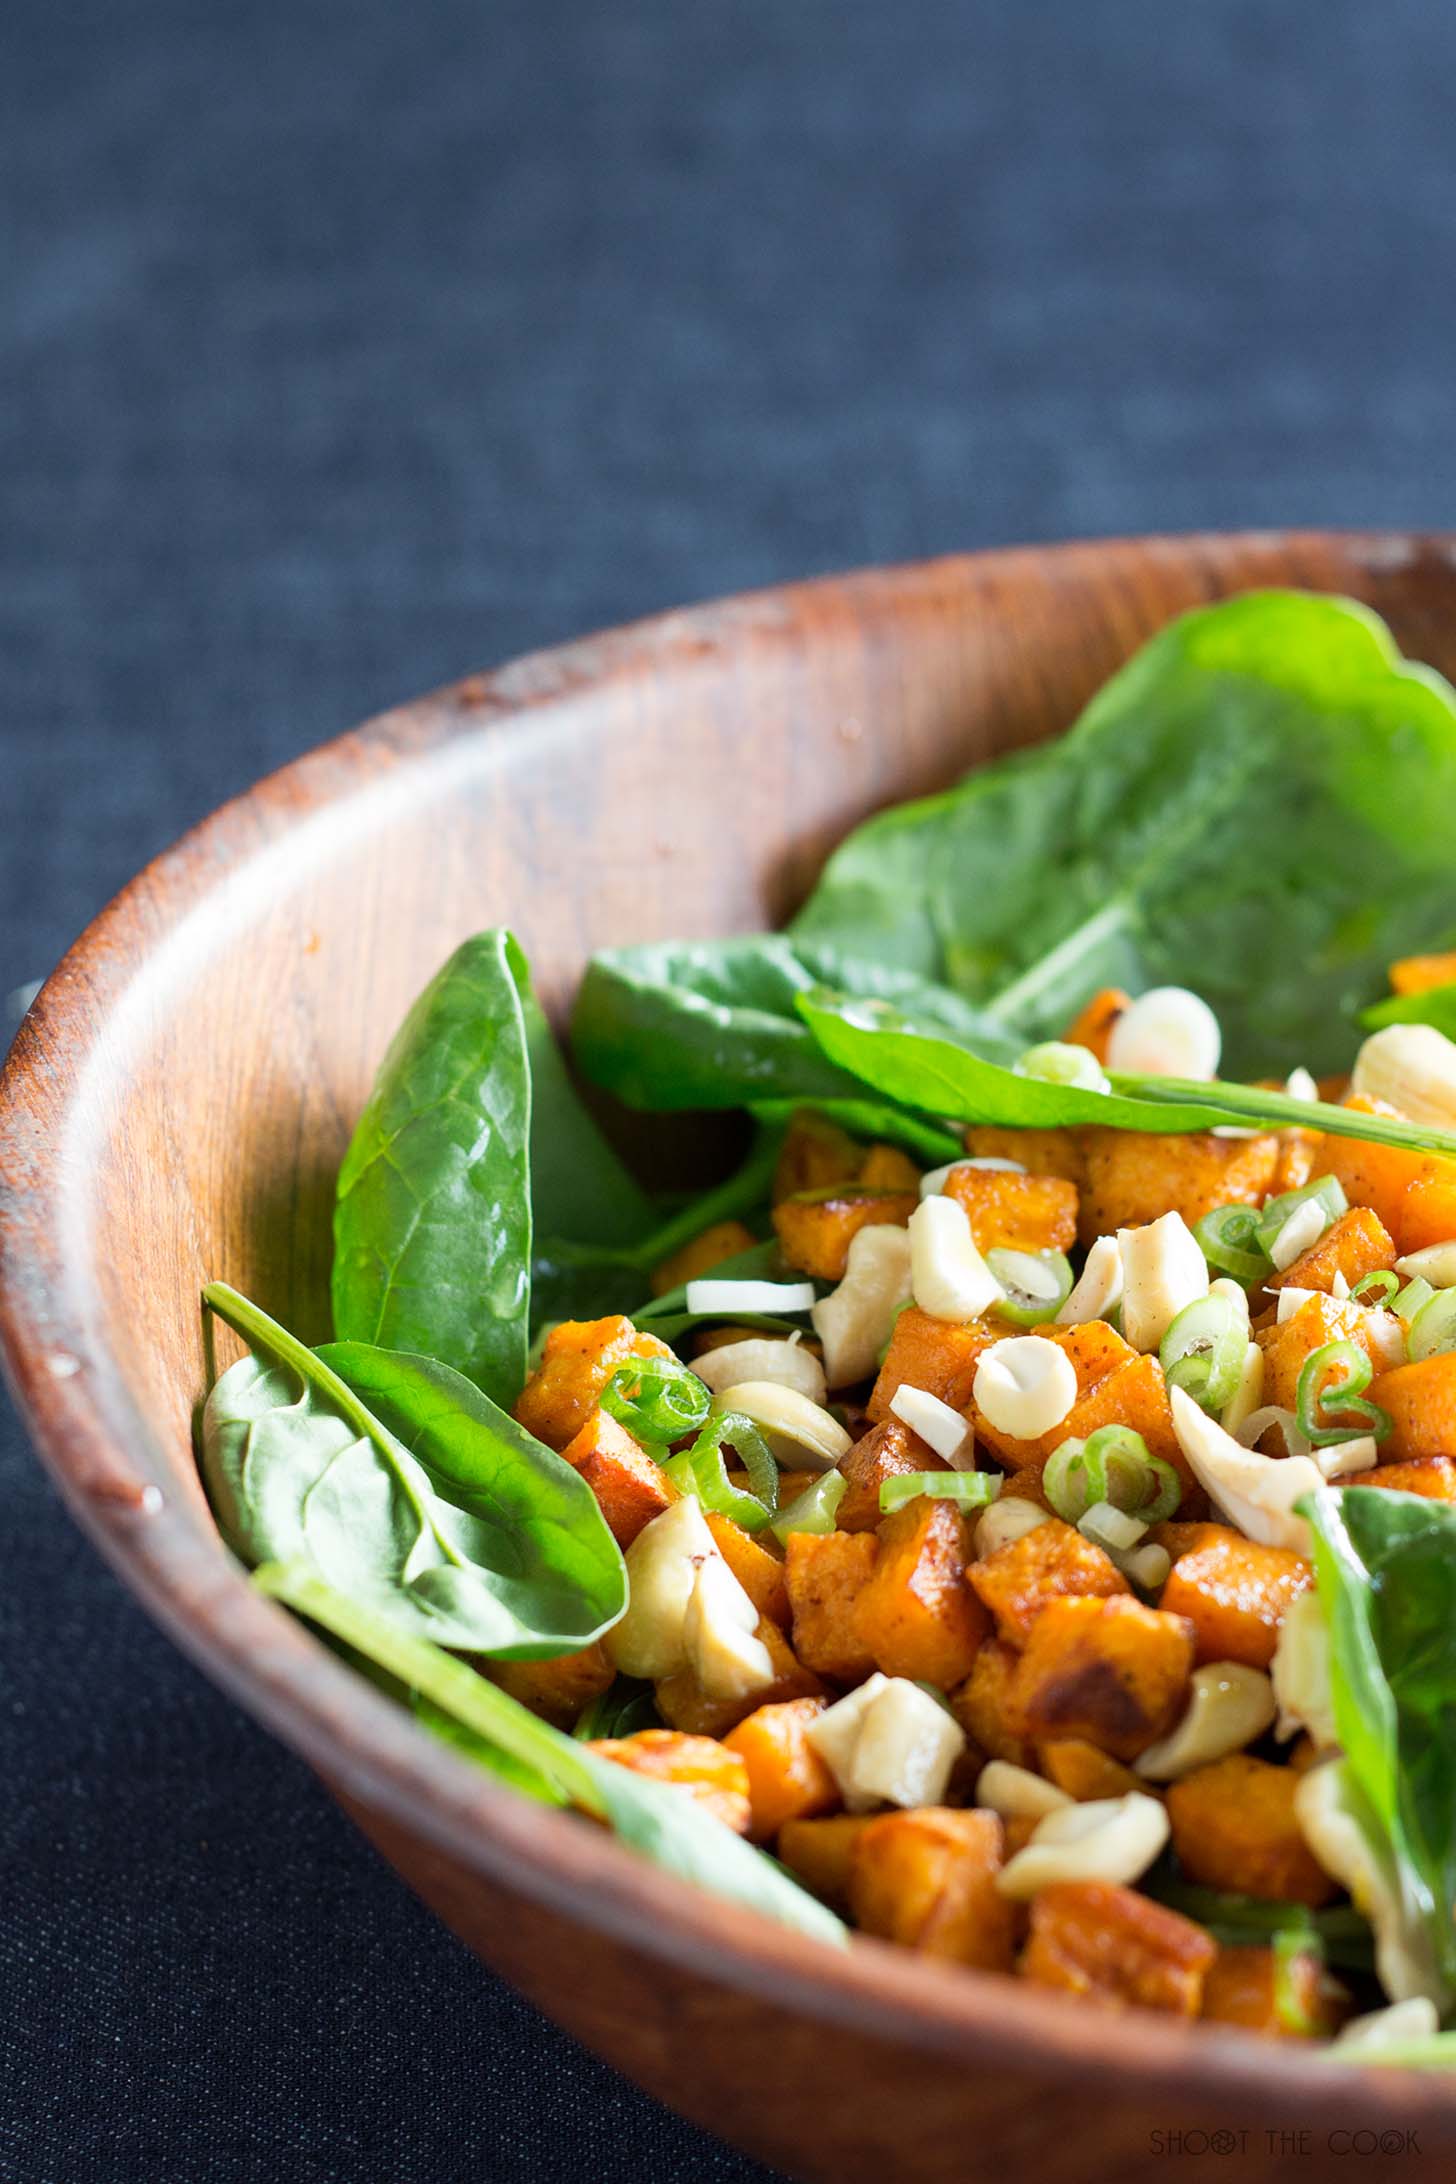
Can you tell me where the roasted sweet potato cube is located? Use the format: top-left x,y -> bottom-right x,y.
858,1143 -> 923,1192
773,1109 -> 863,1201
849,1808 -> 1015,1969
515,1316 -> 674,1450
1013,1595 -> 1195,1760
836,1417 -> 950,1531
1054,1353 -> 1190,1492
588,1730 -> 751,1833
1158,1527 -> 1312,1669
785,1530 -> 880,1682
856,1499 -> 987,1688
650,1219 -> 757,1296
1389,951 -> 1456,996
1318,1095 -> 1456,1255
778,1814 -> 876,1907
968,1516 -> 1128,1645
558,1406 -> 678,1546
772,1187 -> 917,1281
724,1697 -> 839,1840
1201,1944 -> 1348,2039
487,1641 -> 615,1727
1062,986 -> 1130,1063
1368,1353 -> 1456,1462
1369,1455 -> 1456,1500
942,1167 -> 1078,1255
867,1306 -> 999,1426
972,1320 -> 1138,1469
1037,1738 -> 1142,1802
952,1639 -> 1032,1766
654,1616 -> 821,1738
1018,1881 -> 1215,2015
1266,1205 -> 1396,1297
705,1511 -> 790,1627
964,1124 -> 1085,1187
1271,1129 -> 1321,1197
1258,1293 -> 1387,1442
1167,1755 -> 1336,1905
1076,1127 -> 1282,1249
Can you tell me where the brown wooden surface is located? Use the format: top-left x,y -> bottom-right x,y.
5,533 -> 1456,2181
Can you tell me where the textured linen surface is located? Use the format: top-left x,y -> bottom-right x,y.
6,3 -> 1456,2179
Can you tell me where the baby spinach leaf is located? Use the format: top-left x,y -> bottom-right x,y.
793,593 -> 1456,1076
256,1560 -> 847,1946
1304,1484 -> 1456,2003
332,930 -> 534,1406
516,963 -> 655,1249
572,934 -> 1019,1115
748,1098 -> 962,1167
201,1283 -> 625,1656
797,989 -> 1456,1158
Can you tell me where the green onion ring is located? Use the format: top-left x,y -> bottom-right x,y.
1294,1339 -> 1392,1447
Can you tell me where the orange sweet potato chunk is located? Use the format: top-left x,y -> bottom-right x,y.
705,1512 -> 790,1627
1013,1595 -> 1195,1760
1062,986 -> 1130,1064
836,1417 -> 951,1531
1038,1738 -> 1142,1802
941,1168 -> 1078,1255
968,1516 -> 1128,1646
867,1307 -> 1000,1426
972,1320 -> 1138,1469
488,1642 -> 615,1727
1167,1755 -> 1336,1905
951,1640 -> 1032,1766
785,1530 -> 880,1682
515,1316 -> 674,1450
1159,1527 -> 1313,1669
650,1219 -> 757,1296
1318,1095 -> 1456,1255
1266,1206 -> 1396,1296
1370,1454 -> 1456,1500
558,1406 -> 678,1546
778,1814 -> 876,1907
1258,1293 -> 1388,1440
1076,1127 -> 1282,1248
724,1697 -> 839,1839
858,1143 -> 923,1192
588,1730 -> 751,1833
1055,1352 -> 1191,1491
772,1188 -> 917,1280
773,1108 -> 862,1201
857,1500 -> 987,1688
849,1808 -> 1015,1969
1368,1353 -> 1456,1462
1019,1881 -> 1215,2015
1201,1944 -> 1348,2039
654,1617 -> 821,1738
963,1124 -> 1085,1187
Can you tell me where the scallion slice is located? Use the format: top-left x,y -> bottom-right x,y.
1407,1285 -> 1456,1363
1160,1287 -> 1248,1414
663,1411 -> 780,1532
1394,1274 -> 1436,1323
878,1472 -> 1002,1515
987,1247 -> 1074,1327
1272,1925 -> 1325,2038
1348,1268 -> 1399,1309
1194,1203 -> 1270,1284
1042,1424 -> 1180,1527
1014,1041 -> 1109,1093
602,1355 -> 712,1444
769,1467 -> 847,1545
1294,1339 -> 1392,1447
1253,1176 -> 1347,1260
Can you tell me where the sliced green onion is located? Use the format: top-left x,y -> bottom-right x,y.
1272,1925 -> 1324,2038
663,1411 -> 779,1532
1348,1269 -> 1399,1309
602,1355 -> 712,1444
1194,1203 -> 1270,1283
1254,1176 -> 1347,1260
769,1468 -> 847,1545
1015,1041 -> 1109,1093
1043,1424 -> 1181,1526
1160,1288 -> 1248,1413
878,1472 -> 1002,1515
986,1248 -> 1073,1327
1294,1340 -> 1392,1447
1394,1274 -> 1436,1323
1407,1285 -> 1456,1363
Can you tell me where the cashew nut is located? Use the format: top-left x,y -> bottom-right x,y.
995,1792 -> 1170,1899
1169,1385 -> 1323,1552
693,1337 -> 826,1404
888,1381 -> 974,1466
1134,1662 -> 1277,1781
973,1496 -> 1052,1558
975,1760 -> 1074,1820
807,1674 -> 965,1811
909,1194 -> 1002,1321
973,1335 -> 1078,1442
1105,986 -> 1222,1080
1056,1233 -> 1124,1325
1270,1588 -> 1338,1750
606,1496 -> 723,1679
811,1223 -> 913,1389
1394,1239 -> 1456,1288
1118,1211 -> 1209,1352
1270,1196 -> 1330,1271
711,1381 -> 851,1472
681,1555 -> 776,1701
1352,1022 -> 1456,1132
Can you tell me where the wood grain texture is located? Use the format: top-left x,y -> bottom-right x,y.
6,533 -> 1456,2181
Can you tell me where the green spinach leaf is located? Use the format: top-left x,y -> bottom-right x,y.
201,1283 -> 625,1656
1304,1484 -> 1456,2004
256,1560 -> 846,1945
793,593 -> 1456,1075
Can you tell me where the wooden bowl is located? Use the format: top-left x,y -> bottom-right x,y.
5,532 -> 1456,2183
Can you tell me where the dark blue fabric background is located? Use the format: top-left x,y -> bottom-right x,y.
5,3 -> 1456,2178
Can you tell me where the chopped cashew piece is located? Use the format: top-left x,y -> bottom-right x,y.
1169,1385 -> 1324,1553
1285,1066 -> 1319,1103
973,1497 -> 1053,1557
995,1793 -> 1170,1900
1394,1239 -> 1456,1288
1352,1022 -> 1456,1132
889,1382 -> 974,1466
806,1674 -> 965,1812
975,1761 -> 1074,1820
1134,1662 -> 1277,1781
1270,1589 -> 1338,1750
1270,1197 -> 1330,1272
681,1554 -> 777,1701
1330,1270 -> 1351,1301
1219,1340 -> 1266,1435
1078,1500 -> 1147,1553
1276,1285 -> 1318,1323
973,1335 -> 1078,1442
606,1497 -> 720,1679
1295,1761 -> 1448,2010
1056,1233 -> 1124,1326
1105,986 -> 1222,1080
1336,1997 -> 1442,2051
1315,1436 -> 1378,1480
811,1223 -> 913,1389
1118,1211 -> 1209,1352
908,1195 -> 1003,1321
693,1337 -> 826,1404
685,1276 -> 817,1315
711,1381 -> 851,1472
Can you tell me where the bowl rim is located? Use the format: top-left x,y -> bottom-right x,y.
4,529 -> 1455,2131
